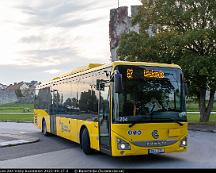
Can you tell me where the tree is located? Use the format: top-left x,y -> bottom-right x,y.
118,0 -> 216,122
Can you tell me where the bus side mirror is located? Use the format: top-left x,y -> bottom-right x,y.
114,72 -> 123,93
96,80 -> 105,91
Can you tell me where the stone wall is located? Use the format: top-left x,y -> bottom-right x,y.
0,81 -> 38,105
0,90 -> 18,105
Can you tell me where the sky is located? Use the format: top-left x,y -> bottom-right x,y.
0,0 -> 142,85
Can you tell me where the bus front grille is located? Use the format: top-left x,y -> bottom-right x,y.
132,140 -> 177,147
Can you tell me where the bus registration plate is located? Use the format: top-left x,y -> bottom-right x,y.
148,148 -> 165,154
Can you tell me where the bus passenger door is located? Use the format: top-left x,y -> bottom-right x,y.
98,82 -> 111,152
50,115 -> 56,134
50,89 -> 58,134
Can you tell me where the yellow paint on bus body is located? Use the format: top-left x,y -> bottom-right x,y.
111,123 -> 188,156
34,108 -> 188,156
34,109 -> 100,151
34,109 -> 51,133
55,117 -> 100,150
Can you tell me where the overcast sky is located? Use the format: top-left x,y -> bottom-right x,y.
0,0 -> 142,85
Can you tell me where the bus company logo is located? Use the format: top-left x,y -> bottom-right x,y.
59,121 -> 71,133
128,130 -> 142,135
152,130 -> 159,139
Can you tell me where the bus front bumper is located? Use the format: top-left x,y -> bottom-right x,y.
111,135 -> 188,157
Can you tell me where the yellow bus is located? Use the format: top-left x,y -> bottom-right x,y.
34,61 -> 188,156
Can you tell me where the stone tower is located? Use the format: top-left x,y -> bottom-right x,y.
109,6 -> 140,62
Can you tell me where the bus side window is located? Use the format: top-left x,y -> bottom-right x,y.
35,87 -> 52,114
99,84 -> 110,121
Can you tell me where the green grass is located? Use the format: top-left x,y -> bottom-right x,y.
0,103 -> 34,122
187,101 -> 216,112
0,103 -> 33,113
187,113 -> 216,125
0,114 -> 33,122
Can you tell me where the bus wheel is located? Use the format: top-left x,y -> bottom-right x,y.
42,119 -> 48,136
81,128 -> 93,154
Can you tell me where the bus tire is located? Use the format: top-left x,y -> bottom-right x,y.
81,128 -> 92,154
42,119 -> 48,136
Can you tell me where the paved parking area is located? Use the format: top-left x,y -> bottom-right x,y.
0,122 -> 40,147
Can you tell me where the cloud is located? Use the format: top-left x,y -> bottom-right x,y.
0,0 -> 142,85
17,0 -> 105,28
20,35 -> 43,43
19,47 -> 78,67
44,69 -> 61,75
8,0 -> 113,69
22,47 -> 75,57
0,55 -> 107,85
56,17 -> 104,28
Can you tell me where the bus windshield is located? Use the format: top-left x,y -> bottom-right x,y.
113,65 -> 187,124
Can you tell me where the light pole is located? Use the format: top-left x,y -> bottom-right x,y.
118,0 -> 119,8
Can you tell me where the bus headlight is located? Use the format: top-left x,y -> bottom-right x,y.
117,138 -> 131,150
180,137 -> 187,147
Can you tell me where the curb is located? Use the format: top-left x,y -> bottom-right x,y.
189,128 -> 216,133
0,133 -> 40,148
0,138 -> 40,148
0,120 -> 33,123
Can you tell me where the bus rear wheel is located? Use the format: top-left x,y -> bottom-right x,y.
42,119 -> 48,136
81,128 -> 93,154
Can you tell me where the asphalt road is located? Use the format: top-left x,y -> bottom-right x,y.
0,122 -> 215,169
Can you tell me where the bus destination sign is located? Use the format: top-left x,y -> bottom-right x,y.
144,70 -> 165,78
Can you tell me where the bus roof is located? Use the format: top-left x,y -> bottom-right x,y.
112,61 -> 181,69
37,61 -> 181,89
52,63 -> 104,80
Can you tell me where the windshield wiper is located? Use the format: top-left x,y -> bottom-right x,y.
128,117 -> 184,128
152,117 -> 184,126
128,121 -> 148,128
129,122 -> 137,128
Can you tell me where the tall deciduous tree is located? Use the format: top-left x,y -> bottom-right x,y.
118,0 -> 216,122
